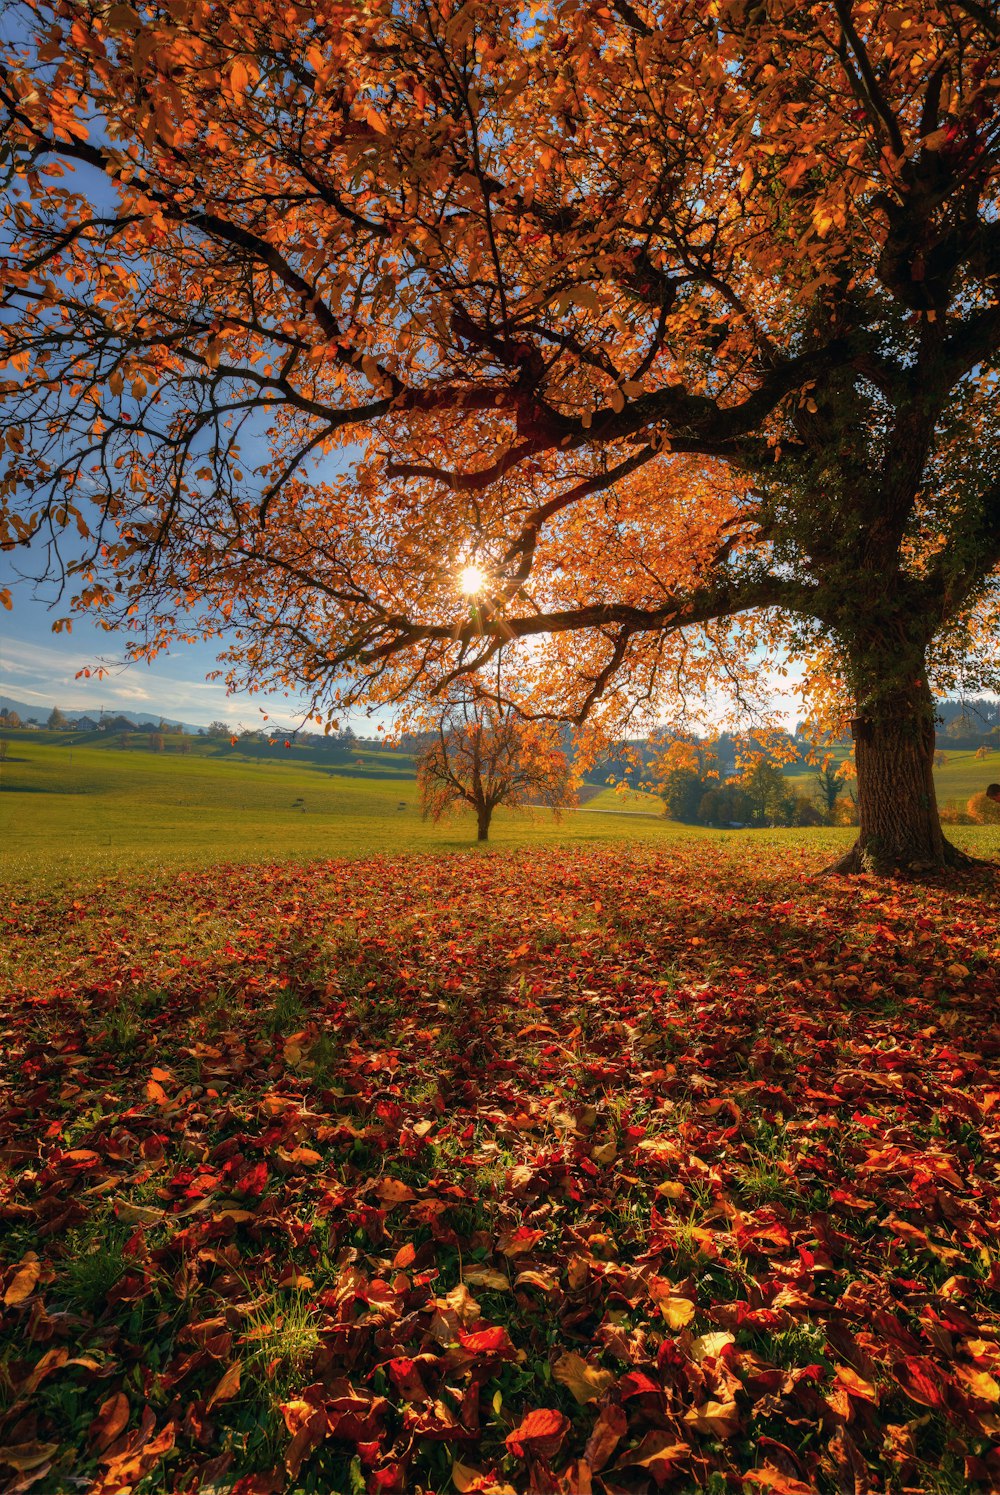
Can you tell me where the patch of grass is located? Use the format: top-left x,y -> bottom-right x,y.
57,1217 -> 131,1317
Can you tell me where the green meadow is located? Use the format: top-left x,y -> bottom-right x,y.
0,734 -> 706,889
4,732 -> 999,890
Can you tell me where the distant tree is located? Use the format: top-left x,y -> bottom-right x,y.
207,721 -> 232,737
660,768 -> 708,824
47,707 -> 69,730
790,795 -> 825,828
417,695 -> 575,842
968,792 -> 1000,825
0,711 -> 22,729
934,750 -> 949,768
149,732 -> 164,752
814,763 -> 843,821
740,762 -> 795,828
832,794 -> 860,828
697,782 -> 754,827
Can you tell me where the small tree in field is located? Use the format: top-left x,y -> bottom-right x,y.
417,697 -> 575,842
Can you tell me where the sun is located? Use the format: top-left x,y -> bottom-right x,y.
459,563 -> 487,595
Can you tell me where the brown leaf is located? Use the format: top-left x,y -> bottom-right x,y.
376,1176 -> 416,1206
743,1468 -> 817,1494
620,1431 -> 690,1478
683,1399 -> 741,1436
464,1266 -> 511,1291
892,1357 -> 948,1410
584,1405 -> 627,1472
0,1443 -> 59,1473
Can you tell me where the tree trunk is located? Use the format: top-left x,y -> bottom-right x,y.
476,804 -> 491,841
828,669 -> 968,875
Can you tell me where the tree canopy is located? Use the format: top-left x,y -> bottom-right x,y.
417,693 -> 575,840
2,0 -> 999,868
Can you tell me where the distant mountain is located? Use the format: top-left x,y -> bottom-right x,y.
0,693 -> 203,733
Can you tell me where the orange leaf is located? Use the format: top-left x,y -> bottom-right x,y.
4,1256 -> 40,1306
505,1408 -> 571,1459
90,1391 -> 129,1452
206,1361 -> 241,1410
376,1176 -> 415,1206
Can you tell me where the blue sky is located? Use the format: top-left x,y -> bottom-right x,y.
0,563 -> 322,730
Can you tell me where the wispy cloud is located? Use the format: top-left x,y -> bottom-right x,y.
0,634 -> 315,729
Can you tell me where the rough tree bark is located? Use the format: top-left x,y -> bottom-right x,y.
827,662 -> 969,875
476,804 -> 492,842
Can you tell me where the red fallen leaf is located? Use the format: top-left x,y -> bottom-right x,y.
505,1408 -> 571,1460
387,1358 -> 429,1402
620,1370 -> 661,1399
584,1404 -> 627,1471
89,1391 -> 129,1452
458,1326 -> 516,1356
497,1225 -> 545,1255
892,1356 -> 949,1410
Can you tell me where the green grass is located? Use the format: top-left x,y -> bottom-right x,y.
4,735 -> 1000,890
0,737 -> 715,889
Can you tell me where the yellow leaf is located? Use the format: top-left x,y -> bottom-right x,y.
959,1368 -> 1000,1403
683,1398 -> 740,1435
739,163 -> 754,193
689,1331 -> 734,1361
552,1351 -> 614,1405
590,1140 -> 617,1165
464,1266 -> 512,1291
4,1256 -> 41,1306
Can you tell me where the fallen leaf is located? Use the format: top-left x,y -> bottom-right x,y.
90,1391 -> 129,1452
553,1351 -> 615,1405
505,1408 -> 571,1459
4,1255 -> 40,1305
683,1399 -> 740,1436
206,1362 -> 241,1410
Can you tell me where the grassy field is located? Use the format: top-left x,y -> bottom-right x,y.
785,746 -> 998,809
0,737 -> 717,889
4,734 -> 1000,890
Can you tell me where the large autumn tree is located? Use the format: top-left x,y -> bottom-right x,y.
1,0 -> 999,872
